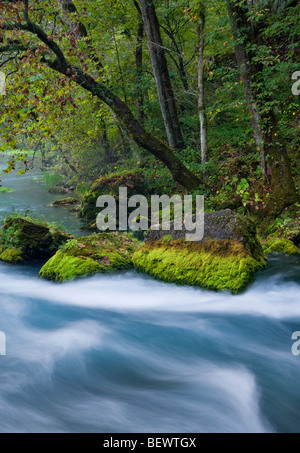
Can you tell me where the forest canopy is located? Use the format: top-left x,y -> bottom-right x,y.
0,0 -> 299,216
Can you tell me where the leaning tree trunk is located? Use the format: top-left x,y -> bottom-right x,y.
139,0 -> 184,150
0,5 -> 202,191
52,59 -> 200,189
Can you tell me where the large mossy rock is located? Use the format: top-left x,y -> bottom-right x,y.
0,216 -> 72,264
79,171 -> 149,221
132,209 -> 267,294
39,233 -> 140,282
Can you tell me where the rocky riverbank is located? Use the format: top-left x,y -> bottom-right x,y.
1,210 -> 299,293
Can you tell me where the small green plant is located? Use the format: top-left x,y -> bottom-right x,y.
235,179 -> 265,210
62,238 -> 81,251
0,187 -> 15,193
236,178 -> 250,206
76,182 -> 91,196
44,172 -> 63,190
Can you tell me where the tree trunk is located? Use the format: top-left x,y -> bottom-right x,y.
69,66 -> 201,189
99,116 -> 112,162
226,0 -> 298,214
110,111 -> 132,158
135,19 -> 145,124
58,0 -> 103,70
59,148 -> 78,175
161,22 -> 189,92
139,0 -> 184,150
58,0 -> 88,39
226,0 -> 266,177
1,11 -> 202,191
263,111 -> 298,214
112,27 -> 127,104
198,5 -> 208,170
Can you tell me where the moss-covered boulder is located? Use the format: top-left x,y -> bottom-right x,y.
0,247 -> 23,263
39,233 -> 140,282
52,197 -> 80,206
132,209 -> 267,294
79,171 -> 148,221
0,215 -> 72,264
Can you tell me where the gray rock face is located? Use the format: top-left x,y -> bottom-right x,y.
145,209 -> 255,243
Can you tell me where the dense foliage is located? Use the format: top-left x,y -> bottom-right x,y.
0,0 -> 299,219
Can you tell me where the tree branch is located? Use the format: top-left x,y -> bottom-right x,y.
0,12 -> 202,190
23,0 -> 29,22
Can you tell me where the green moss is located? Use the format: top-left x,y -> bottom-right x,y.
52,197 -> 80,206
0,214 -> 72,263
0,247 -> 23,263
232,215 -> 265,262
262,238 -> 300,255
40,232 -> 140,282
161,234 -> 173,244
39,251 -> 102,281
132,237 -> 267,294
0,187 -> 15,193
79,170 -> 152,220
257,204 -> 300,247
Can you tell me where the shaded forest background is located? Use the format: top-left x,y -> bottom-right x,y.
0,0 -> 299,225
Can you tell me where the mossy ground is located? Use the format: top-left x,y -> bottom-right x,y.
257,203 -> 300,254
132,237 -> 267,294
0,214 -> 72,263
40,232 -> 141,282
261,237 -> 300,255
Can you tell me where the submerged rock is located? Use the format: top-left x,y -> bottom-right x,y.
52,197 -> 80,206
39,233 -> 140,282
0,215 -> 72,263
48,186 -> 75,194
132,209 -> 267,294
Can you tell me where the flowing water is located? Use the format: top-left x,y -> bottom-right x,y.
0,157 -> 86,235
0,159 -> 300,433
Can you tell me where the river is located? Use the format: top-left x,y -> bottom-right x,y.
0,159 -> 300,433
